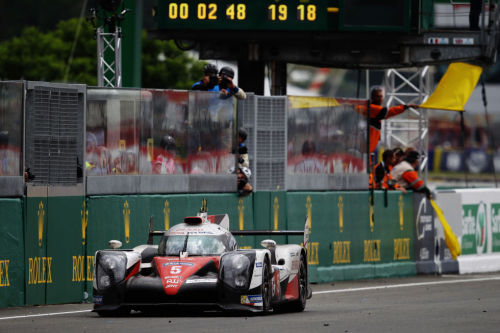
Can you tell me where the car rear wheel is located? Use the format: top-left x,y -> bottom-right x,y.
277,254 -> 307,313
261,258 -> 272,314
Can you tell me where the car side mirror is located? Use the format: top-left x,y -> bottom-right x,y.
260,239 -> 276,249
109,240 -> 122,249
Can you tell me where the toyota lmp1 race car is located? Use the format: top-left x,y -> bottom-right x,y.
93,205 -> 311,316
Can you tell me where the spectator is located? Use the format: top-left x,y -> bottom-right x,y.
372,149 -> 406,192
192,64 -> 220,91
235,127 -> 249,168
153,135 -> 182,174
372,149 -> 393,189
392,147 -> 404,165
218,66 -> 246,100
391,150 -> 431,199
236,167 -> 253,197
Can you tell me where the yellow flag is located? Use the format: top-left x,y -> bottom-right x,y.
430,199 -> 461,260
288,96 -> 339,109
420,62 -> 482,112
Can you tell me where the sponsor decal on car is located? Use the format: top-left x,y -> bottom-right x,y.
240,295 -> 263,306
163,262 -> 194,267
94,295 -> 103,305
185,278 -> 218,284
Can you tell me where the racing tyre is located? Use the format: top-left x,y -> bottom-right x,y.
261,258 -> 272,314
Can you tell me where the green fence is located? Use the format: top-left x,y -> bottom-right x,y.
2,190 -> 417,307
24,195 -> 85,305
0,199 -> 24,307
287,191 -> 416,283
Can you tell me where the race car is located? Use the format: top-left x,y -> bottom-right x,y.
93,204 -> 311,315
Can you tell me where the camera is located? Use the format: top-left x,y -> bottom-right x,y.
220,75 -> 230,89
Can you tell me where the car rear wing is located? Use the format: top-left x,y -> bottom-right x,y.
147,216 -> 164,245
147,215 -> 311,249
232,215 -> 310,249
231,230 -> 304,235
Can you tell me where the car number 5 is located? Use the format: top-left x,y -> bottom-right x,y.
170,265 -> 182,274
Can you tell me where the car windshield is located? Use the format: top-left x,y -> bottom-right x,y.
161,234 -> 229,256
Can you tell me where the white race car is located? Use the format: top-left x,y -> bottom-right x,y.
93,203 -> 311,315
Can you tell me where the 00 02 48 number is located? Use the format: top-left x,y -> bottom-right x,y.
166,3 -> 316,22
167,3 -> 247,20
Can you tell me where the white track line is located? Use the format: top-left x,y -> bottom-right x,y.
312,276 -> 500,295
2,276 -> 500,320
0,309 -> 92,321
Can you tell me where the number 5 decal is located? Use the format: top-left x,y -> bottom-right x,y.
170,265 -> 182,274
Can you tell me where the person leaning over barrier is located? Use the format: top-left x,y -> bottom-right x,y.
237,166 -> 253,196
192,64 -> 220,91
235,127 -> 249,168
391,150 -> 431,199
372,149 -> 406,193
218,66 -> 246,100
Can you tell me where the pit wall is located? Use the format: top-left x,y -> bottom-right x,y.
1,190 -> 419,307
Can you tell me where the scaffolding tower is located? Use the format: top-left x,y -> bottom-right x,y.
96,26 -> 122,88
383,67 -> 432,182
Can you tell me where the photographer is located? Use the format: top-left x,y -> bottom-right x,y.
192,64 -> 220,91
218,66 -> 246,100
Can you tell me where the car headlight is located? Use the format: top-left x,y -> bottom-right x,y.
234,276 -> 247,288
96,251 -> 126,290
221,252 -> 254,289
232,254 -> 250,273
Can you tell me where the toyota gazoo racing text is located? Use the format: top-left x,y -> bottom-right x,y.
93,207 -> 311,315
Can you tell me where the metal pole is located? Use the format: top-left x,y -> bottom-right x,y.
115,26 -> 122,88
97,27 -> 104,87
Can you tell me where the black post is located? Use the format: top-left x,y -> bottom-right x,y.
270,61 -> 287,96
481,78 -> 498,187
459,112 -> 469,188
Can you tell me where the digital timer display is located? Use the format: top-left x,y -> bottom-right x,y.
156,0 -> 333,31
155,0 -> 409,33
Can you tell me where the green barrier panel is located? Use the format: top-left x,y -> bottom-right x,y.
46,196 -> 86,304
286,192 -> 333,282
0,198 -> 24,307
86,195 -> 148,298
286,192 -> 371,282
25,196 -> 48,305
372,191 -> 416,277
252,192 -> 287,248
286,191 -> 415,283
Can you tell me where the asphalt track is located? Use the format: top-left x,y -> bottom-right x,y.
1,273 -> 500,333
